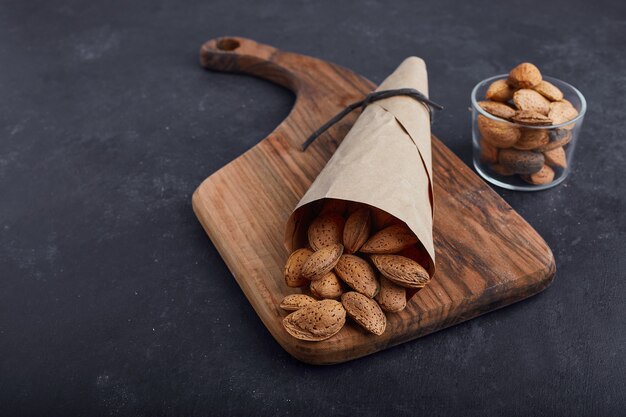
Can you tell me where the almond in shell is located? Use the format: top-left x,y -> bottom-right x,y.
514,128 -> 549,150
533,80 -> 564,101
548,101 -> 578,128
477,115 -> 521,148
479,139 -> 499,164
343,206 -> 371,254
511,110 -> 553,126
308,213 -> 345,251
537,129 -> 572,151
513,89 -> 551,115
556,98 -> 574,107
320,198 -> 349,215
341,292 -> 386,335
543,146 -> 567,168
282,299 -> 346,341
485,79 -> 515,102
284,248 -> 314,288
507,62 -> 542,89
478,101 -> 516,119
375,277 -> 407,313
280,294 -> 317,311
370,254 -> 431,289
370,207 -> 396,231
397,245 -> 431,272
498,148 -> 545,175
300,243 -> 343,281
491,163 -> 516,176
334,254 -> 380,298
522,165 -> 555,185
360,224 -> 419,254
310,271 -> 343,299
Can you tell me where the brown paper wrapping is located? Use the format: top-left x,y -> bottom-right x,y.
285,57 -> 435,277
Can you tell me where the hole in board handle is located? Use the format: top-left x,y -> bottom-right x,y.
216,38 -> 240,51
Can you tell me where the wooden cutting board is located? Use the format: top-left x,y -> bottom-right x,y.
193,37 -> 555,365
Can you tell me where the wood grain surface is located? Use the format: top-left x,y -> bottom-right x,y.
192,37 -> 555,364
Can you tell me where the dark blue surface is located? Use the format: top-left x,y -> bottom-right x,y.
1,0 -> 625,415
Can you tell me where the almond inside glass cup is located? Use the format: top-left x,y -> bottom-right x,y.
471,74 -> 586,191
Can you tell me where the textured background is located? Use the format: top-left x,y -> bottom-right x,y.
1,0 -> 625,416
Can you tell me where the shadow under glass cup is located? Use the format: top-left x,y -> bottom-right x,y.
471,75 -> 586,191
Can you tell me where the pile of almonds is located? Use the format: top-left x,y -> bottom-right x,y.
281,199 -> 431,342
477,62 -> 579,185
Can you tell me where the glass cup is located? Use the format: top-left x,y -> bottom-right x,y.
471,75 -> 586,191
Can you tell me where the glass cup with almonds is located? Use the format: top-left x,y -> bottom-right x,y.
471,63 -> 586,191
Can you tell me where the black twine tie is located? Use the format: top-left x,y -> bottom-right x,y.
301,88 -> 443,151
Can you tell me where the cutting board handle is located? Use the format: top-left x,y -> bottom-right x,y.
200,37 -> 372,150
200,37 -> 306,92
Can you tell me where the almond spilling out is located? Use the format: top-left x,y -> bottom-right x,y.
280,294 -> 317,311
334,254 -> 380,298
361,224 -> 419,254
341,292 -> 387,336
300,243 -> 343,281
308,212 -> 345,251
284,248 -> 313,288
310,271 -> 343,299
281,200 -> 434,342
343,207 -> 371,254
375,277 -> 407,313
477,115 -> 520,148
397,244 -> 432,272
282,299 -> 346,341
370,254 -> 431,289
370,207 -> 396,230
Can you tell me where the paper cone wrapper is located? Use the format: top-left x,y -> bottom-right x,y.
285,57 -> 435,277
